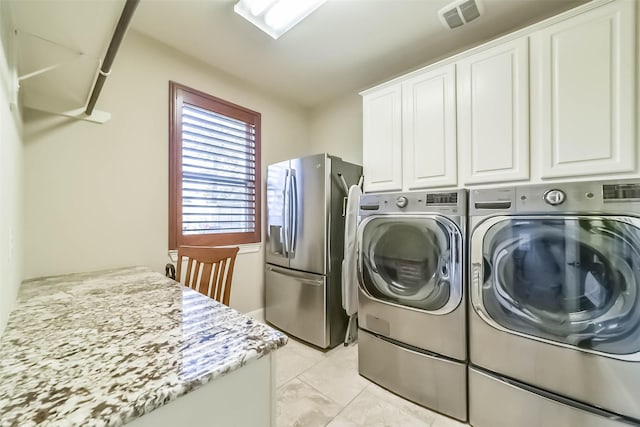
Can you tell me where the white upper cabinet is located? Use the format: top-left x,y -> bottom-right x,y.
457,37 -> 530,185
362,85 -> 402,192
402,64 -> 458,189
361,0 -> 638,191
531,0 -> 636,179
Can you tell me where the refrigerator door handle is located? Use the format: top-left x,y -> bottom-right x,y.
265,266 -> 324,286
297,278 -> 324,286
290,169 -> 298,255
282,168 -> 290,257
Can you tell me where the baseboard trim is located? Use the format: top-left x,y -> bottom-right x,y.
247,308 -> 265,323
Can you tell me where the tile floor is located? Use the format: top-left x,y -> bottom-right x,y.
274,337 -> 467,427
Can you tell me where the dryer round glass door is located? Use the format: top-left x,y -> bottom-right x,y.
358,216 -> 462,314
472,216 -> 640,357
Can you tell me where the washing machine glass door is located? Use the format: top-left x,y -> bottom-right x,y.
359,216 -> 462,314
474,216 -> 640,356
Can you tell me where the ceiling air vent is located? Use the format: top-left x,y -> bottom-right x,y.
439,0 -> 483,29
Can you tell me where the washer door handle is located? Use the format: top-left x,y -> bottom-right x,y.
472,262 -> 483,310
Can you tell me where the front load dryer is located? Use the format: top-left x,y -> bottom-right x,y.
357,190 -> 467,422
468,180 -> 640,427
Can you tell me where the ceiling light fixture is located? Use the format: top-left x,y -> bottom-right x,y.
234,0 -> 327,39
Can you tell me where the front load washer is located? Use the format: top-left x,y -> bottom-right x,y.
468,180 -> 640,427
357,190 -> 467,422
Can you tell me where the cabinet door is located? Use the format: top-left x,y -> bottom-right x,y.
402,64 -> 457,189
457,38 -> 530,185
531,0 -> 636,179
362,86 -> 402,192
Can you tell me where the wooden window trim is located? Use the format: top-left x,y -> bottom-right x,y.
169,81 -> 262,249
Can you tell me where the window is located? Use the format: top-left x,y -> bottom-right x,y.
169,81 -> 261,249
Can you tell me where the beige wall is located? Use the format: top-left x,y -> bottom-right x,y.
309,92 -> 362,165
23,31 -> 310,313
0,2 -> 23,334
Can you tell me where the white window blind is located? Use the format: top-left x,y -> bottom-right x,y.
181,104 -> 257,235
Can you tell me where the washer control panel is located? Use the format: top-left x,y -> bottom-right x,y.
359,190 -> 465,216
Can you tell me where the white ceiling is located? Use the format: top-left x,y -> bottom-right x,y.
132,0 -> 587,108
9,0 -> 587,115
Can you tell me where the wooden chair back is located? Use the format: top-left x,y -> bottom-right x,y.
175,246 -> 240,306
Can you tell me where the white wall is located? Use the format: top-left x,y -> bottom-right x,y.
23,31 -> 310,313
0,3 -> 23,334
309,93 -> 362,165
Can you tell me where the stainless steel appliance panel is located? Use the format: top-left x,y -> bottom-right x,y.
356,200 -> 466,360
288,154 -> 329,275
266,160 -> 291,268
265,265 -> 328,348
358,330 -> 467,422
358,287 -> 466,360
469,367 -> 634,427
265,154 -> 362,349
327,157 -> 361,346
469,306 -> 640,421
468,179 -> 640,422
471,215 -> 640,356
469,180 -> 640,219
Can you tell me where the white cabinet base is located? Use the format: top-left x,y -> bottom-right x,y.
128,354 -> 274,427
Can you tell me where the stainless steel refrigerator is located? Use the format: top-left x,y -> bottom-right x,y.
265,153 -> 362,348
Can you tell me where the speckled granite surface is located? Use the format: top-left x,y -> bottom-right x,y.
0,266 -> 287,427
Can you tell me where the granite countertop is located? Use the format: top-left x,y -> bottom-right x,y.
0,266 -> 287,427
